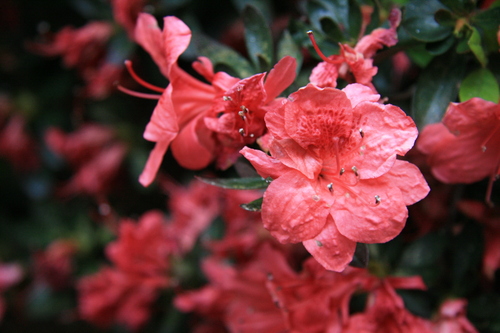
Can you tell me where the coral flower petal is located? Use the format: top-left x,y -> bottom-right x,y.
262,171 -> 328,243
303,217 -> 357,272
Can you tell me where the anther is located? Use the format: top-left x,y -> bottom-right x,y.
239,128 -> 246,136
315,240 -> 323,247
375,195 -> 381,205
249,133 -> 255,138
352,166 -> 359,177
340,168 -> 345,176
482,146 -> 487,152
359,129 -> 364,138
327,183 -> 333,193
223,96 -> 232,101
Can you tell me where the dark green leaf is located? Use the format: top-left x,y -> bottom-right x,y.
402,0 -> 453,42
471,7 -> 500,31
320,16 -> 344,41
240,197 -> 263,211
437,0 -> 474,14
347,0 -> 362,40
406,44 -> 435,68
192,34 -> 254,78
412,52 -> 466,128
468,26 -> 487,67
425,34 -> 455,55
277,30 -> 303,73
243,4 -> 274,72
306,0 -> 337,33
434,9 -> 456,27
349,243 -> 369,268
459,68 -> 500,102
364,0 -> 380,34
196,176 -> 270,189
231,0 -> 273,21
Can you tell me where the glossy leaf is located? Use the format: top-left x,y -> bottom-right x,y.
277,30 -> 303,74
468,26 -> 487,67
240,197 -> 263,211
425,34 -> 455,55
196,176 -> 270,189
401,0 -> 453,42
192,34 -> 254,78
349,243 -> 369,268
347,0 -> 362,40
243,4 -> 273,72
412,52 -> 466,128
459,68 -> 500,103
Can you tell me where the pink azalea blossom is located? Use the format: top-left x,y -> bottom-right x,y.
457,200 -> 500,280
128,14 -> 296,186
417,97 -> 500,201
110,0 -> 145,38
0,114 -> 39,171
0,262 -> 23,322
33,240 -> 77,291
431,299 -> 478,333
343,277 -> 432,332
309,8 -> 401,91
78,267 -> 158,331
241,83 -> 429,271
106,210 -> 174,288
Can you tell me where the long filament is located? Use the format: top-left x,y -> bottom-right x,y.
124,60 -> 165,93
117,85 -> 162,99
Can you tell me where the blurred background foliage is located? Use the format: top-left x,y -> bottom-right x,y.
0,0 -> 500,332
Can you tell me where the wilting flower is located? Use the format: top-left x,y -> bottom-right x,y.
417,97 -> 500,202
241,83 -> 429,271
125,14 -> 296,186
308,8 -> 401,91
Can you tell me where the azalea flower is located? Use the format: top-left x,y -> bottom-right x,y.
417,97 -> 500,202
124,13 -> 296,186
430,299 -> 478,333
343,276 -> 432,332
0,262 -> 23,322
308,8 -> 401,91
241,83 -> 429,271
78,267 -> 158,331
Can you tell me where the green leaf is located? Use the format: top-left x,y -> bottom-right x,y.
196,176 -> 270,189
347,0 -> 362,40
192,34 -> 254,78
402,0 -> 453,42
459,68 -> 500,103
425,34 -> 455,55
277,30 -> 303,73
437,0 -> 474,14
468,27 -> 487,67
471,6 -> 500,31
412,52 -> 466,128
243,4 -> 274,72
240,197 -> 263,211
349,243 -> 369,268
434,9 -> 456,27
406,44 -> 435,68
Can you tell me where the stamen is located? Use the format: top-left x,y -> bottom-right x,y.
223,96 -> 232,101
239,128 -> 246,136
124,60 -> 165,93
307,31 -> 334,63
117,85 -> 162,99
374,195 -> 381,205
359,129 -> 364,138
315,240 -> 323,247
327,183 -> 333,193
340,168 -> 345,176
352,166 -> 359,177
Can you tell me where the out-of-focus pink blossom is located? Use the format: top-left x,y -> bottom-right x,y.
457,200 -> 500,279
0,262 -> 23,322
45,123 -> 127,198
111,0 -> 145,38
430,299 -> 478,333
0,114 -> 39,171
106,210 -> 174,287
33,240 -> 77,291
78,267 -> 158,331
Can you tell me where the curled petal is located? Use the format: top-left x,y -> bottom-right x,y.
139,139 -> 171,187
264,56 -> 297,103
240,146 -> 289,179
